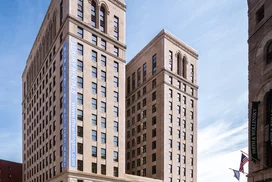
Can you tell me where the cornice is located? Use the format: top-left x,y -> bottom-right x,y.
108,0 -> 126,11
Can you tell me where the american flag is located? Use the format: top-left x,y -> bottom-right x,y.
239,153 -> 249,173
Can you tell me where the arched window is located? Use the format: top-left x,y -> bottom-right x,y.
267,41 -> 272,64
177,53 -> 181,76
100,6 -> 106,32
265,90 -> 272,167
182,57 -> 187,78
91,1 -> 97,27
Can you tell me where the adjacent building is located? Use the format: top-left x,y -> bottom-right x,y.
0,159 -> 22,182
125,30 -> 198,182
248,0 -> 272,181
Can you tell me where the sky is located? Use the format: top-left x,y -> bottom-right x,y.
0,0 -> 248,182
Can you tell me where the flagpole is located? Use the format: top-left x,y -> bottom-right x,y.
240,150 -> 269,168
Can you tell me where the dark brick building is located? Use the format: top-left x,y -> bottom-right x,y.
0,160 -> 22,182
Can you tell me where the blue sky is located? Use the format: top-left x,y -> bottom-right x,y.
0,0 -> 248,181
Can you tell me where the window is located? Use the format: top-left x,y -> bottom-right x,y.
152,165 -> 156,174
60,0 -> 63,24
101,39 -> 106,50
78,126 -> 83,137
114,91 -> 118,102
114,16 -> 119,40
92,34 -> 97,45
77,160 -> 83,171
169,126 -> 172,135
101,71 -> 106,82
92,146 -> 97,157
169,89 -> 172,98
190,111 -> 194,119
77,109 -> 83,121
92,98 -> 97,109
77,0 -> 83,20
152,128 -> 156,137
92,67 -> 97,78
190,99 -> 194,108
169,51 -> 173,71
183,108 -> 186,116
143,63 -> 147,82
91,1 -> 96,27
92,82 -> 97,94
101,86 -> 106,97
190,87 -> 194,95
77,27 -> 83,38
77,43 -> 83,56
101,102 -> 106,113
101,148 -> 106,159
256,5 -> 264,24
169,76 -> 172,84
92,130 -> 97,141
77,76 -> 83,88
152,54 -> 157,75
101,55 -> 106,66
92,114 -> 97,125
169,102 -> 172,110
114,136 -> 118,146
92,163 -> 97,173
183,83 -> 186,92
182,57 -> 187,78
114,61 -> 119,72
114,151 -> 118,162
152,141 -> 156,149
101,164 -> 106,175
114,46 -> 119,56
132,72 -> 136,90
152,116 -> 156,125
127,77 -> 130,94
152,79 -> 156,89
190,123 -> 193,131
78,143 -> 83,154
152,92 -> 156,101
169,114 -> 172,123
114,121 -> 118,132
77,93 -> 83,105
114,167 -> 118,177
177,93 -> 181,102
100,6 -> 106,32
114,76 -> 119,87
101,133 -> 106,143
114,106 -> 118,117
152,104 -> 156,113
183,144 -> 186,152
92,51 -> 97,62
101,117 -> 106,128
177,53 -> 181,75
169,164 -> 172,173
190,64 -> 194,83
152,153 -> 156,162
77,60 -> 83,72
169,139 -> 172,148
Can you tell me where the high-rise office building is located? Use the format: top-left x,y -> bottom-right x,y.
248,1 -> 272,182
125,30 -> 198,182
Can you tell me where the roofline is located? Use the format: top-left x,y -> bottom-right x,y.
0,159 -> 22,165
126,29 -> 198,68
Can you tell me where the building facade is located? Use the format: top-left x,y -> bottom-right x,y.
248,0 -> 272,182
0,159 -> 22,182
125,30 -> 198,182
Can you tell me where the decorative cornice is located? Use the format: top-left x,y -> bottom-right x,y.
108,0 -> 126,11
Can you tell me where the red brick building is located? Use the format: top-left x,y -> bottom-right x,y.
0,160 -> 22,182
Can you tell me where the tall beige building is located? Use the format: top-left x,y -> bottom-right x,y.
248,0 -> 272,181
125,30 -> 198,182
21,0 -> 153,182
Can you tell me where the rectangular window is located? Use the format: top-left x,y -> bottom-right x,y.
113,16 -> 119,40
101,148 -> 106,159
143,63 -> 147,82
256,5 -> 264,24
77,76 -> 83,88
77,109 -> 83,121
77,93 -> 83,105
152,54 -> 157,75
101,71 -> 106,82
77,0 -> 83,20
92,114 -> 97,125
92,98 -> 97,109
132,72 -> 136,90
113,167 -> 118,177
92,146 -> 97,157
101,117 -> 106,128
92,51 -> 97,62
114,91 -> 119,102
114,76 -> 119,87
169,89 -> 172,98
77,60 -> 83,72
114,61 -> 119,72
77,126 -> 83,137
101,102 -> 106,113
77,27 -> 83,38
114,106 -> 119,117
127,77 -> 130,94
92,67 -> 97,78
101,133 -> 106,143
77,43 -> 83,56
114,151 -> 118,162
101,164 -> 106,175
137,68 -> 141,86
92,82 -> 97,94
190,64 -> 194,83
77,160 -> 83,171
101,39 -> 106,50
92,34 -> 97,45
114,121 -> 118,132
101,55 -> 106,66
169,51 -> 173,71
91,1 -> 96,27
92,163 -> 97,173
101,86 -> 106,97
77,143 -> 83,154
92,130 -> 97,141
114,46 -> 119,57
114,136 -> 118,147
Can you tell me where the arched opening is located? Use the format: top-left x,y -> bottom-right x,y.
267,41 -> 272,64
182,57 -> 187,78
100,6 -> 106,32
177,53 -> 181,76
91,1 -> 97,27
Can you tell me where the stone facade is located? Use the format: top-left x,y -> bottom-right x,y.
125,30 -> 198,182
248,0 -> 272,182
